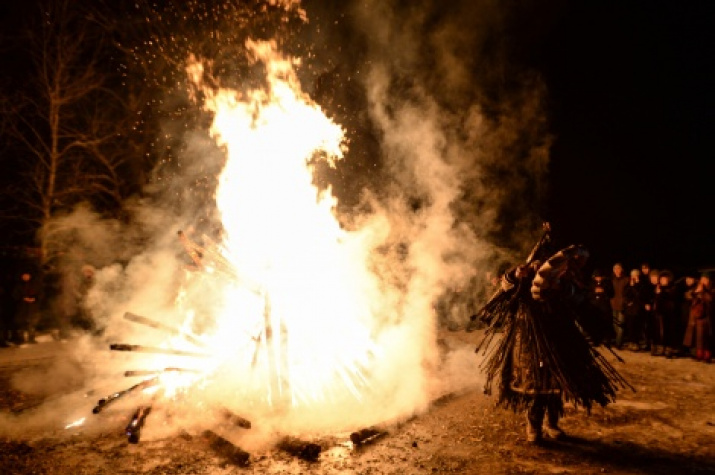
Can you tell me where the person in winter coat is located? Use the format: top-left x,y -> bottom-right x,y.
476,226 -> 629,444
653,270 -> 678,357
610,263 -> 629,349
12,271 -> 42,344
683,273 -> 713,363
623,269 -> 645,351
588,269 -> 615,340
639,270 -> 658,351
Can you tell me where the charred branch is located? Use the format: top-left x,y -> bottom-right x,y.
350,427 -> 387,446
201,430 -> 250,467
109,343 -> 210,358
123,312 -> 206,348
92,377 -> 159,414
218,408 -> 251,430
276,436 -> 321,461
124,368 -> 202,377
125,405 -> 152,444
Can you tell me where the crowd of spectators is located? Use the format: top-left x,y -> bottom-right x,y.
450,259 -> 713,365
591,262 -> 713,363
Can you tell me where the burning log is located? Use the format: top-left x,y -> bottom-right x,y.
123,312 -> 205,348
218,408 -> 251,429
92,377 -> 159,414
110,343 -> 210,358
124,368 -> 202,377
276,436 -> 321,461
125,405 -> 152,444
178,230 -> 205,271
201,430 -> 250,467
350,427 -> 387,446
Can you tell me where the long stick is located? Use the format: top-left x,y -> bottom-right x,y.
124,368 -> 202,377
123,312 -> 205,348
92,377 -> 159,414
110,343 -> 211,358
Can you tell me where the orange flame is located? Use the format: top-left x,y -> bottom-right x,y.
183,40 -> 381,412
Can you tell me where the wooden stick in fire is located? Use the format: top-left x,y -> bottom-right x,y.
110,343 -> 211,358
123,312 -> 206,348
124,368 -> 202,377
92,377 -> 160,414
125,405 -> 153,444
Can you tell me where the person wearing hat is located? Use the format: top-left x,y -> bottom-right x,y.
588,269 -> 615,339
683,272 -> 713,363
652,270 -> 677,357
623,269 -> 645,351
610,263 -> 629,349
675,271 -> 699,356
475,228 -> 629,444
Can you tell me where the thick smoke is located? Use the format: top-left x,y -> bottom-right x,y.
3,0 -> 554,444
341,0 -> 552,396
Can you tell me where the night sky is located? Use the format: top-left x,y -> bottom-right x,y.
1,1 -> 713,273
535,2 -> 714,272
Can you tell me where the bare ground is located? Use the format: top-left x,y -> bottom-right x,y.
1,330 -> 714,475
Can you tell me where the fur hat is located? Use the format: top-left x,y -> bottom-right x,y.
659,270 -> 674,282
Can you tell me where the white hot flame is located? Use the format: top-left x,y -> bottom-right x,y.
182,41 -> 386,421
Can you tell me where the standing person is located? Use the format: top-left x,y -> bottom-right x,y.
640,263 -> 652,281
12,271 -> 42,344
588,269 -> 615,341
683,272 -> 713,363
476,226 -> 629,444
676,272 -> 698,357
75,265 -> 97,332
639,269 -> 658,352
653,270 -> 677,357
623,269 -> 644,351
610,263 -> 629,349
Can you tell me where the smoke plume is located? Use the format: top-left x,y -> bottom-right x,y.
3,0 -> 555,445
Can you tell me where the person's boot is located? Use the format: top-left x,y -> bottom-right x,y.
696,349 -> 704,361
526,423 -> 542,443
704,351 -> 712,364
525,413 -> 542,443
544,424 -> 565,440
544,408 -> 566,440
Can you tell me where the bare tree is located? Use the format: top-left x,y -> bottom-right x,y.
1,0 -> 131,265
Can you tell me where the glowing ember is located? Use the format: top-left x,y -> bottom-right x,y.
64,417 -> 86,430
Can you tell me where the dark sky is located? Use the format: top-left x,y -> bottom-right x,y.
1,1 -> 713,272
531,2 -> 714,272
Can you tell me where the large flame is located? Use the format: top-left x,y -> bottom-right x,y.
178,40 -> 390,424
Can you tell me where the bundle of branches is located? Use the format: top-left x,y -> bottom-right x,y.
475,228 -> 633,413
477,280 -> 632,413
